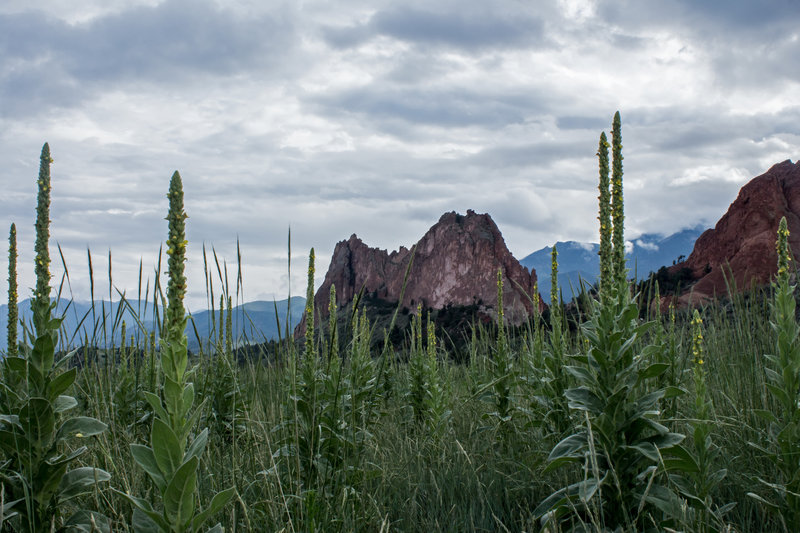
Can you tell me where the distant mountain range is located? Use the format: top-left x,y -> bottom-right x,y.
0,297 -> 306,353
520,227 -> 705,303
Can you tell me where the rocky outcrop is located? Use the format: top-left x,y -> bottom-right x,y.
310,210 -> 542,326
677,160 -> 800,304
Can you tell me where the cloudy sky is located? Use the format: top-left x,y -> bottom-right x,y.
1,0 -> 799,310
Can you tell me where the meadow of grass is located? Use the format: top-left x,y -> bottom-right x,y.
3,118 -> 800,532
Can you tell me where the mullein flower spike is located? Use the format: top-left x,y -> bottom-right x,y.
8,223 -> 18,357
33,143 -> 52,335
777,216 -> 791,281
550,244 -> 559,307
305,248 -> 315,359
597,131 -> 612,294
611,111 -> 626,285
691,310 -> 704,366
165,171 -> 188,335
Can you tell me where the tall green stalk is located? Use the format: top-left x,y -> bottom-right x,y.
124,171 -> 234,532
304,248 -> 315,360
7,223 -> 18,357
597,132 -> 612,295
32,144 -> 52,339
749,216 -> 800,529
0,143 -> 111,532
611,111 -> 626,285
536,116 -> 683,530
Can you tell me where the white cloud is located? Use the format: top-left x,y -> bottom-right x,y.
1,0 -> 798,310
635,240 -> 659,252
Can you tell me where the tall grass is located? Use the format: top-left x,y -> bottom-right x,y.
3,124 -> 800,532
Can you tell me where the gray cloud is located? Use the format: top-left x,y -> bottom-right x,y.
1,0 -> 798,309
311,86 -> 541,130
0,0 -> 296,117
323,5 -> 547,51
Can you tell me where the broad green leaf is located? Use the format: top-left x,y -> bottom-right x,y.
31,333 -> 55,373
0,429 -> 25,456
62,510 -> 111,533
164,456 -> 199,529
4,356 -> 27,375
644,484 -> 684,519
564,387 -> 602,413
115,489 -> 171,531
663,386 -> 686,399
57,416 -> 107,440
663,444 -> 699,473
206,524 -> 224,533
185,428 -> 208,461
164,376 -> 182,417
152,418 -> 182,480
626,442 -> 659,462
192,487 -> 236,531
179,400 -> 206,443
132,508 -> 162,533
34,461 -> 69,503
54,395 -> 79,413
546,432 -> 586,471
58,467 -> 111,502
182,382 -> 195,416
55,347 -> 81,370
708,467 -> 728,485
143,392 -> 169,422
0,415 -> 21,429
48,367 -> 77,400
747,491 -> 779,510
576,478 -> 599,503
639,362 -> 669,380
130,444 -> 166,491
48,445 -> 87,467
21,397 -> 55,447
564,365 -> 594,385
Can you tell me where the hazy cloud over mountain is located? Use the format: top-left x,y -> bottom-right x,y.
1,0 -> 798,309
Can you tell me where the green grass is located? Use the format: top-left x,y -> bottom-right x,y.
0,282 -> 782,532
4,123 -> 798,532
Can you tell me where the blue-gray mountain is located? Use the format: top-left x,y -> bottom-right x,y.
520,226 -> 705,303
0,297 -> 305,354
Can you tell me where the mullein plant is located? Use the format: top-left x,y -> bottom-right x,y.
536,115 -> 685,531
486,269 -> 515,437
597,132 -> 612,296
123,171 -> 234,532
208,295 -> 244,441
424,313 -> 451,436
275,250 -> 335,493
542,246 -> 571,435
408,305 -> 429,425
524,248 -> 570,437
0,143 -> 111,532
610,112 -> 626,288
748,216 -> 800,529
7,223 -> 18,357
666,310 -> 732,533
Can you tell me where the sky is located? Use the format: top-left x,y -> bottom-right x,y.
1,0 -> 799,311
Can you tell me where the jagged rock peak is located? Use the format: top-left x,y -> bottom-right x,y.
312,210 -> 542,326
677,159 -> 800,304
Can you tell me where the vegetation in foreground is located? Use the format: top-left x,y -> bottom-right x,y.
1,115 -> 799,532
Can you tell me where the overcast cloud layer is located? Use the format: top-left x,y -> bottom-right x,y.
1,0 -> 799,310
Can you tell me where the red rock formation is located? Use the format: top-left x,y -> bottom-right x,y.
311,210 -> 542,325
677,160 -> 800,305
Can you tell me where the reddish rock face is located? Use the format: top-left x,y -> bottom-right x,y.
312,210 -> 543,325
677,160 -> 800,304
